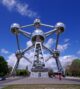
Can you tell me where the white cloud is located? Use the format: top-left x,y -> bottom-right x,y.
57,43 -> 69,52
59,55 -> 77,67
7,38 -> 73,73
26,40 -> 32,47
7,40 -> 34,70
45,54 -> 77,71
7,53 -> 17,67
44,38 -> 55,48
1,0 -> 16,10
1,0 -> 37,18
64,38 -> 70,43
44,38 -> 69,52
7,53 -> 33,70
7,51 -> 77,72
16,3 -> 37,17
1,48 -> 9,54
45,56 -> 57,71
77,50 -> 80,55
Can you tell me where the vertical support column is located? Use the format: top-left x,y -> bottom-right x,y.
54,32 -> 65,78
10,30 -> 22,76
10,51 -> 22,76
34,42 -> 44,64
32,41 -> 45,77
55,57 -> 64,74
11,58 -> 20,76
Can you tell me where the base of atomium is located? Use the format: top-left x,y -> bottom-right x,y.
31,67 -> 49,72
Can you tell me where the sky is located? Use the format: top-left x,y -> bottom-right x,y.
0,0 -> 80,71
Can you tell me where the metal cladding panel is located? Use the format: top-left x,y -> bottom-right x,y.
11,23 -> 20,28
32,29 -> 45,37
56,22 -> 65,28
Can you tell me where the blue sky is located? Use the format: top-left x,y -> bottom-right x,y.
0,0 -> 80,68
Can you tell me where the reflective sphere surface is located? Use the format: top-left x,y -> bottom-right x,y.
32,29 -> 45,43
56,22 -> 65,28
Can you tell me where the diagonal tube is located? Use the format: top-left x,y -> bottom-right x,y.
23,56 -> 32,64
42,45 -> 53,54
22,45 -> 34,54
45,55 -> 53,62
16,34 -> 21,51
41,23 -> 54,28
45,28 -> 58,37
18,29 -> 31,38
55,33 -> 60,50
20,24 -> 34,28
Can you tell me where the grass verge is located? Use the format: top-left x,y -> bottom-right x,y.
2,84 -> 80,89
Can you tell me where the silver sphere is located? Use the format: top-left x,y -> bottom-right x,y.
34,18 -> 41,24
53,50 -> 60,58
32,29 -> 45,43
34,18 -> 41,28
11,23 -> 20,34
56,22 -> 65,28
16,52 -> 22,59
55,22 -> 65,33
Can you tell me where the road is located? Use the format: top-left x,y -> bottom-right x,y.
0,76 -> 80,89
0,77 -> 23,89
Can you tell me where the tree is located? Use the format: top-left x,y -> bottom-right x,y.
70,59 -> 80,76
65,59 -> 80,77
0,56 -> 9,77
6,65 -> 12,76
65,65 -> 72,76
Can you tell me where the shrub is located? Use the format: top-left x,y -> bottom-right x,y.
16,69 -> 30,77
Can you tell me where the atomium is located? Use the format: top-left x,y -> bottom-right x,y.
10,18 -> 65,80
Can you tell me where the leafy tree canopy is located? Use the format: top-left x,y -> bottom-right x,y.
0,56 -> 9,77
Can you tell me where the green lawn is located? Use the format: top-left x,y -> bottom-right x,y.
2,84 -> 80,89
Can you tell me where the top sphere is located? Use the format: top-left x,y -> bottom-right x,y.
34,18 -> 41,28
34,18 -> 41,24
